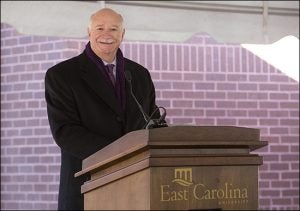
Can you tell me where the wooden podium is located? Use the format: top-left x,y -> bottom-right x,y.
75,126 -> 267,210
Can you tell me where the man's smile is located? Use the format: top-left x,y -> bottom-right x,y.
98,38 -> 114,44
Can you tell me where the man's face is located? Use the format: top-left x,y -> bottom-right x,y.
88,10 -> 125,62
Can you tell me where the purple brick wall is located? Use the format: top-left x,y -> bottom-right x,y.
1,23 -> 299,210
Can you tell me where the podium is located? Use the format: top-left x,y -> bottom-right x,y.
75,126 -> 267,210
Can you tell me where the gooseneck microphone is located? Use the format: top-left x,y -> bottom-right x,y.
124,71 -> 168,129
124,71 -> 150,123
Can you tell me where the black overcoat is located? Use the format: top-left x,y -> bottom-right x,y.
44,52 -> 159,210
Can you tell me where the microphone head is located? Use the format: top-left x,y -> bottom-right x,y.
124,71 -> 132,81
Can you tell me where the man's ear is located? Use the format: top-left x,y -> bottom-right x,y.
87,27 -> 91,37
122,29 -> 125,40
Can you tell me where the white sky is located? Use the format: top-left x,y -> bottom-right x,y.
242,35 -> 299,82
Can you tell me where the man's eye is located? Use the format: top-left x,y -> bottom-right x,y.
96,28 -> 103,31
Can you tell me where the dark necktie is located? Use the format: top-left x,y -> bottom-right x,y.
105,64 -> 115,86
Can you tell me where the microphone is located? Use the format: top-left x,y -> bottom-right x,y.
144,106 -> 168,129
124,71 -> 150,123
124,71 -> 168,129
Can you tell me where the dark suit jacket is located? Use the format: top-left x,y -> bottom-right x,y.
45,52 -> 159,210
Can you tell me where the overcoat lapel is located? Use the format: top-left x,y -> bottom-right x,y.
79,54 -> 121,115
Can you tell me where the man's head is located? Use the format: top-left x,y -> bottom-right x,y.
88,8 -> 125,63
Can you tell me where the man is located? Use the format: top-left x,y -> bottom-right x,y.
45,8 -> 161,210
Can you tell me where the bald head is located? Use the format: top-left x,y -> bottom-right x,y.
87,8 -> 125,63
88,8 -> 124,30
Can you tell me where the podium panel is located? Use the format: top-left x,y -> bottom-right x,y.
151,166 -> 258,210
75,126 -> 267,210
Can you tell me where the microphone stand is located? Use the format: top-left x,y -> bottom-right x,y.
125,71 -> 168,130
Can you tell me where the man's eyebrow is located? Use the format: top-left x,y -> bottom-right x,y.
94,24 -> 120,27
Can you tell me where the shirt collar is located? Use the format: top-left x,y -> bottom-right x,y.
102,58 -> 116,66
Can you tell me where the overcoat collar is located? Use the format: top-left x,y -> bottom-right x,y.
78,53 -> 123,116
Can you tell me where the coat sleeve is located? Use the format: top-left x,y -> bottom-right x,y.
44,68 -> 114,160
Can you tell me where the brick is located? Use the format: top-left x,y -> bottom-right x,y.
259,83 -> 279,91
227,73 -> 247,81
280,84 -> 299,91
20,73 -> 34,80
281,154 -> 299,161
290,144 -> 299,152
25,44 -> 39,52
227,92 -> 247,99
270,163 -> 289,171
154,45 -> 161,70
212,47 -> 220,72
263,154 -> 279,162
25,63 -> 40,71
270,93 -> 289,100
12,46 -> 25,54
165,109 -> 183,116
260,172 -> 279,180
40,43 -> 53,51
234,47 -> 241,72
282,172 -> 299,179
206,92 -> 226,99
216,101 -> 236,108
48,52 -> 61,60
280,119 -> 299,126
259,101 -> 279,109
282,189 -> 299,196
5,38 -> 18,46
172,100 -> 193,108
238,119 -> 258,126
184,73 -> 203,81
205,46 -> 212,72
270,127 -> 289,134
190,46 -> 197,72
259,119 -> 279,126
270,75 -> 290,82
194,100 -> 215,108
33,53 -> 46,61
270,145 -> 289,152
259,198 -> 271,206
172,82 -> 193,90
261,190 -> 280,197
172,118 -> 193,124
206,110 -> 226,117
184,91 -> 204,99
238,83 -> 258,91
247,92 -> 268,100
259,181 -> 270,188
161,72 -> 182,80
216,118 -> 236,125
19,36 -> 32,44
216,83 -> 236,90
237,101 -> 258,108
206,73 -> 226,81
290,93 -> 299,100
34,147 -> 47,154
168,45 -> 175,70
162,91 -> 183,98
145,44 -> 153,70
248,110 -> 268,117
227,110 -> 247,117
184,109 -> 204,116
272,198 -> 292,206
195,83 -> 215,90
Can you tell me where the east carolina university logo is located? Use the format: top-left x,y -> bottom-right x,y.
160,167 -> 249,204
172,168 -> 193,186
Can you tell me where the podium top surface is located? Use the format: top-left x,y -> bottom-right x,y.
75,126 -> 267,177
